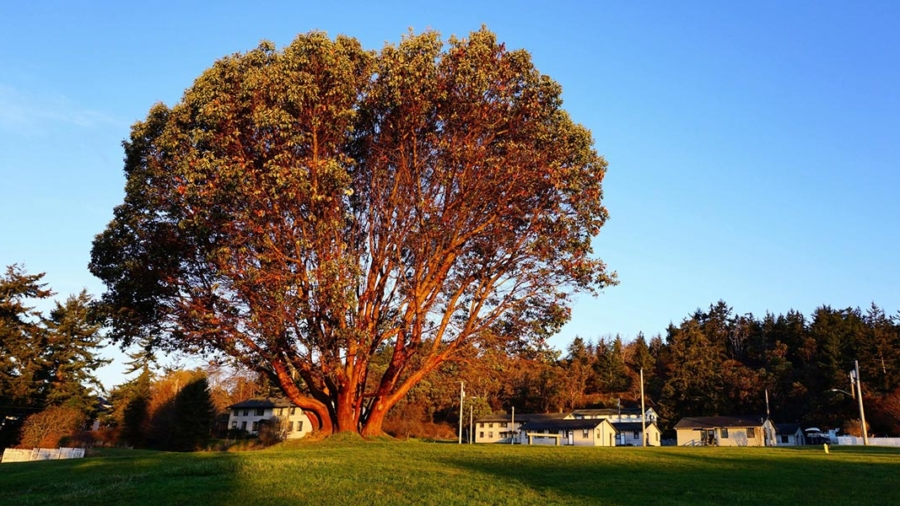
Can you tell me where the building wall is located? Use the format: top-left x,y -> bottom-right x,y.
714,427 -> 762,446
228,406 -> 312,439
677,424 -> 773,447
475,421 -> 518,443
618,426 -> 662,446
776,432 -> 804,446
676,428 -> 705,446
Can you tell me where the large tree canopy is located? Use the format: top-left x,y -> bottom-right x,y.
90,28 -> 614,436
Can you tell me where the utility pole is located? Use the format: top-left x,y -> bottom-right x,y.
852,360 -> 869,446
469,405 -> 474,444
511,406 -> 515,444
458,382 -> 465,444
640,368 -> 646,447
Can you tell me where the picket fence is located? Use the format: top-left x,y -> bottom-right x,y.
1,447 -> 85,463
835,436 -> 900,447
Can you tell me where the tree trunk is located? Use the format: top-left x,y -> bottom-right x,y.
272,362 -> 334,433
335,388 -> 360,432
360,399 -> 389,437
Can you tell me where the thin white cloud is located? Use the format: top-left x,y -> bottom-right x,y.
0,83 -> 119,132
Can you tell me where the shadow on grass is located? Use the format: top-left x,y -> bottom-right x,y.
436,446 -> 900,506
0,449 -> 246,506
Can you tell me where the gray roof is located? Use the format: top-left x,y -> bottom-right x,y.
520,418 -> 616,432
775,423 -> 802,435
227,397 -> 296,410
674,416 -> 769,429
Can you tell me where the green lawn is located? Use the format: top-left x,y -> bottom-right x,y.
2,439 -> 898,505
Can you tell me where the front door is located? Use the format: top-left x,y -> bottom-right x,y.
705,429 -> 716,445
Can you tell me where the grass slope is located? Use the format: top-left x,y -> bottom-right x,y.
2,440 -> 898,505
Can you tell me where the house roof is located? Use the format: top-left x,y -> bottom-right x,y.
475,413 -> 570,423
226,397 -> 296,410
674,416 -> 769,429
520,418 -> 616,432
611,421 -> 659,432
775,423 -> 802,435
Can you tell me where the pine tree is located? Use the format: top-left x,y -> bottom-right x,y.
43,291 -> 109,412
171,377 -> 215,451
0,265 -> 53,408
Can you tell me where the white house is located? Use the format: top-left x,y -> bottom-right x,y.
775,424 -> 805,446
227,398 -> 313,439
474,413 -> 571,444
674,416 -> 776,447
611,421 -> 662,446
518,418 -> 618,447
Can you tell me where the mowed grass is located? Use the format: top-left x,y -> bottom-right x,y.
2,438 -> 898,506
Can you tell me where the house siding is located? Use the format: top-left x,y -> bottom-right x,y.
227,403 -> 313,439
676,419 -> 776,447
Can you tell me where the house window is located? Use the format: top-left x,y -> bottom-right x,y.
583,429 -> 589,438
479,432 -> 484,439
298,421 -> 303,431
242,409 -> 249,416
276,408 -> 282,416
240,421 -> 247,431
489,432 -> 493,438
747,427 -> 756,438
489,423 -> 494,428
231,421 -> 237,428
479,423 -> 484,428
290,407 -> 296,415
655,433 -> 659,442
501,423 -> 508,428
255,408 -> 265,416
633,431 -> 640,438
721,428 -> 729,438
252,421 -> 259,432
233,409 -> 240,417
780,435 -> 788,443
287,421 -> 293,432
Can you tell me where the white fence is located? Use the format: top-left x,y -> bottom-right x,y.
835,436 -> 900,447
1,447 -> 85,463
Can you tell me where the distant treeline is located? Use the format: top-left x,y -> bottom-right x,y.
395,301 -> 900,437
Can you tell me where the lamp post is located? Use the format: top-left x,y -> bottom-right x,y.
640,368 -> 646,447
852,360 -> 869,446
458,382 -> 465,445
828,360 -> 868,446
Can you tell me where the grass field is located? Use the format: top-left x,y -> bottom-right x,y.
2,438 -> 898,505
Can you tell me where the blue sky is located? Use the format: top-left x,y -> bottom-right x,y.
2,1 -> 898,389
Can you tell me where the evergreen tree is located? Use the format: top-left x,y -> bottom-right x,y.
43,291 -> 109,412
660,319 -> 725,423
595,335 -> 629,393
119,370 -> 152,448
861,303 -> 900,393
171,377 -> 215,451
0,265 -> 52,408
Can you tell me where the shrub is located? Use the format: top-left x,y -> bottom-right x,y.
19,407 -> 86,448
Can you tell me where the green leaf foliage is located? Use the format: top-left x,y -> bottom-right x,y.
90,28 -> 614,436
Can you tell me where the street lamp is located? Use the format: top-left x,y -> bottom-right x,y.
458,382 -> 465,445
828,360 -> 869,446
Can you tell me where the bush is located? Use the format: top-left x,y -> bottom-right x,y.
257,418 -> 284,447
19,407 -> 86,448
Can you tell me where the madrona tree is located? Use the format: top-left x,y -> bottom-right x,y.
90,28 -> 614,436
